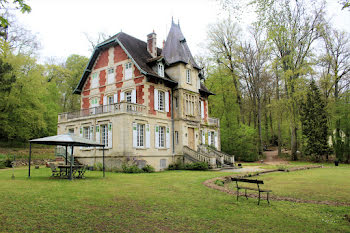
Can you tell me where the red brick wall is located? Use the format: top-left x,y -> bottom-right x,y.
99,70 -> 106,93
114,45 -> 128,63
136,85 -> 144,104
82,97 -> 90,109
82,77 -> 91,95
117,90 -> 121,103
134,76 -> 144,84
167,90 -> 171,118
99,94 -> 104,105
204,99 -> 208,121
134,66 -> 142,77
94,49 -> 109,69
148,85 -> 156,115
115,65 -> 123,88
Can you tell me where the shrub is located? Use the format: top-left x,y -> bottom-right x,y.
142,164 -> 155,173
214,179 -> 224,187
168,163 -> 184,170
93,162 -> 103,171
121,164 -> 143,173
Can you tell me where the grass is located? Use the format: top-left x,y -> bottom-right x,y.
0,167 -> 349,232
258,165 -> 350,203
0,145 -> 55,161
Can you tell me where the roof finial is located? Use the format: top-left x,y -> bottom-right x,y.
172,16 -> 174,24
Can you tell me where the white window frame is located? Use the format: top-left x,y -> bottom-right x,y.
125,91 -> 132,103
158,126 -> 165,148
125,62 -> 132,80
186,69 -> 191,84
137,124 -> 145,148
100,124 -> 108,147
175,131 -> 179,145
158,90 -> 165,111
107,95 -> 113,105
90,97 -> 99,108
83,126 -> 90,140
68,128 -> 74,135
158,63 -> 164,77
91,72 -> 99,88
107,68 -> 114,84
210,131 -> 215,146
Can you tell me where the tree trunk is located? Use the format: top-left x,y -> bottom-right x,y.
257,97 -> 263,154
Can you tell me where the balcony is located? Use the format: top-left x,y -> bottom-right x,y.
201,117 -> 220,128
58,102 -> 146,123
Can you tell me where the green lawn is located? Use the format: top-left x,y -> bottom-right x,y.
0,167 -> 349,232
260,165 -> 350,203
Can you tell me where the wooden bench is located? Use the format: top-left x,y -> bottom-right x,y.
231,178 -> 272,205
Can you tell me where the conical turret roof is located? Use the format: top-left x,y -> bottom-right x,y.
162,21 -> 200,69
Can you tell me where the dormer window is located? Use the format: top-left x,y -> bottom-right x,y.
186,69 -> 191,84
158,63 -> 164,77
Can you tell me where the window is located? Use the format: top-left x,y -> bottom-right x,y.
159,126 -> 165,148
175,131 -> 179,145
107,68 -> 114,84
210,131 -> 215,146
160,159 -> 167,169
174,97 -> 178,109
158,91 -> 165,111
107,95 -> 113,105
137,124 -> 145,147
91,72 -> 99,88
83,126 -> 90,140
125,91 -> 132,103
158,63 -> 164,77
101,124 -> 108,147
90,97 -> 99,108
186,69 -> 191,84
125,62 -> 132,80
68,128 -> 74,135
185,94 -> 196,116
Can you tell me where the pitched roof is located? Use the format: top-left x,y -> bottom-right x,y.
30,134 -> 104,147
74,32 -> 176,94
200,82 -> 214,95
161,22 -> 200,69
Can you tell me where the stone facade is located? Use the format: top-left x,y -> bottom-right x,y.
57,22 -> 220,171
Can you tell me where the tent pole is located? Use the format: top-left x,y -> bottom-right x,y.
65,145 -> 68,165
28,142 -> 32,178
70,145 -> 74,180
103,146 -> 105,178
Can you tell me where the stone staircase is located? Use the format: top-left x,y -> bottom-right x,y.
198,145 -> 235,167
54,146 -> 82,165
183,146 -> 217,168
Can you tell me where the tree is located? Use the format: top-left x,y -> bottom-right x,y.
0,0 -> 31,28
300,80 -> 330,161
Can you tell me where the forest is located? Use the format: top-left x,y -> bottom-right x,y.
0,0 -> 349,163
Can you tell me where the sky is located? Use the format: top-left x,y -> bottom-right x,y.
13,0 -> 350,63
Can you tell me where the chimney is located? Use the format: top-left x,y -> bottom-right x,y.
162,40 -> 165,49
147,30 -> 157,58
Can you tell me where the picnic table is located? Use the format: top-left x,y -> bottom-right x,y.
57,165 -> 87,179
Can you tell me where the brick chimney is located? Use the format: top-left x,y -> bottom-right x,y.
147,31 -> 157,58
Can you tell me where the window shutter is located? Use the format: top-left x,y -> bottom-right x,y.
154,89 -> 158,110
96,125 -> 100,144
120,92 -> 125,101
166,126 -> 170,149
146,124 -> 150,148
201,101 -> 204,119
114,93 -> 118,103
155,125 -> 159,148
132,123 -> 137,148
103,96 -> 107,105
165,91 -> 169,112
80,127 -> 83,150
202,130 -> 205,144
131,89 -> 136,103
108,123 -> 113,148
214,131 -> 218,149
208,132 -> 211,146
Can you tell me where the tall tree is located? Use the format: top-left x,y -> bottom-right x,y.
300,80 -> 330,161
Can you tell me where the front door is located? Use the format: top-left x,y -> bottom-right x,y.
188,127 -> 195,150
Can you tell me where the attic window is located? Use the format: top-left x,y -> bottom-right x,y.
125,62 -> 132,80
158,63 -> 164,77
186,69 -> 191,84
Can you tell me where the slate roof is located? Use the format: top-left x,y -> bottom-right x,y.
74,28 -> 213,95
161,22 -> 200,69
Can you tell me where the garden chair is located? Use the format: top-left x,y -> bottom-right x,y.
49,163 -> 61,177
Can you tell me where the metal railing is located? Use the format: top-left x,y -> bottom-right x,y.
203,145 -> 235,165
58,102 -> 146,122
208,117 -> 220,127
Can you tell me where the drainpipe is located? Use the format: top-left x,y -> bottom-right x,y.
171,87 -> 175,162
